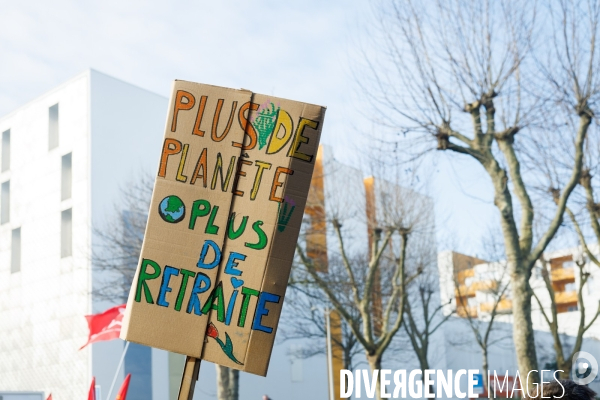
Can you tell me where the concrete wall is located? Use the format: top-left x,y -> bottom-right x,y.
0,72 -> 92,399
89,70 -> 167,400
89,69 -> 166,235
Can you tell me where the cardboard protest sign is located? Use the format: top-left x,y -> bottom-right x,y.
120,80 -> 326,376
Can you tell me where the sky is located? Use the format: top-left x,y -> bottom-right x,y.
0,0 -> 498,256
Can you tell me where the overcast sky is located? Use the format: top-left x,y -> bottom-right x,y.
0,1 -> 361,141
0,0 -> 498,255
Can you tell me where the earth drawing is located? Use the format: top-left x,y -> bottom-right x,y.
159,195 -> 185,223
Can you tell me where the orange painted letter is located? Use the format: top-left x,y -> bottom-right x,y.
212,99 -> 237,142
171,90 -> 196,132
269,167 -> 294,202
192,95 -> 208,137
233,101 -> 259,150
158,138 -> 183,177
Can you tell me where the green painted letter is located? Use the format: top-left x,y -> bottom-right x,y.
135,259 -> 162,304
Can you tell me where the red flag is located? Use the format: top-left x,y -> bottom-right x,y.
46,394 -> 53,400
115,373 -> 131,400
88,377 -> 96,400
80,304 -> 126,350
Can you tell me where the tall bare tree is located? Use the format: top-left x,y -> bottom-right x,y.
281,280 -> 363,372
532,256 -> 600,378
294,173 -> 433,400
360,0 -> 600,388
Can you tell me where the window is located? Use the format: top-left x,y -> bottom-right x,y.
563,261 -> 575,269
1,180 -> 9,224
11,228 -> 21,273
61,208 -> 72,258
1,129 -> 9,172
61,153 -> 72,200
565,282 -> 576,292
467,297 -> 478,307
568,305 -> 579,312
49,104 -> 59,150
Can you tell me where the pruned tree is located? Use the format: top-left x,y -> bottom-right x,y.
401,272 -> 452,396
293,170 -> 433,400
566,166 -> 600,268
454,260 -> 511,400
359,0 -> 600,388
449,229 -> 514,399
281,278 -> 363,372
532,256 -> 600,378
282,152 -> 366,382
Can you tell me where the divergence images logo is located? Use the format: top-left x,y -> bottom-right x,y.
572,351 -> 598,385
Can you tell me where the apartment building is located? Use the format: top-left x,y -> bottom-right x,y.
438,247 -> 600,343
0,69 -> 168,399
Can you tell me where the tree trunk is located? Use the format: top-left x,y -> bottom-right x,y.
485,153 -> 540,392
229,368 -> 239,400
557,359 -> 571,380
551,330 -> 568,380
511,273 -> 539,394
343,347 -> 353,396
367,353 -> 382,400
418,354 -> 433,398
482,347 -> 491,400
216,365 -> 239,400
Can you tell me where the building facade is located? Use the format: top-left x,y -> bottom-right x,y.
0,70 -> 168,399
438,248 -> 600,340
438,248 -> 600,394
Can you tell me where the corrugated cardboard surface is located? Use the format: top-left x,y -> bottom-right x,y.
121,80 -> 325,376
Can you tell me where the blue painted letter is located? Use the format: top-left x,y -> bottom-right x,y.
224,252 -> 246,276
186,272 -> 212,315
252,292 -> 280,333
197,240 -> 221,269
157,266 -> 179,307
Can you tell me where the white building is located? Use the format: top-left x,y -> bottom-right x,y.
0,70 -> 329,400
438,249 -> 600,392
438,248 -> 600,340
529,246 -> 600,341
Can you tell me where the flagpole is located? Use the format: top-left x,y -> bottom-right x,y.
106,341 -> 130,400
326,307 -> 335,400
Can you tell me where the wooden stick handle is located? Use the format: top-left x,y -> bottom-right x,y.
178,356 -> 201,400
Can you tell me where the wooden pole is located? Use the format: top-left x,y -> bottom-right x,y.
178,357 -> 201,400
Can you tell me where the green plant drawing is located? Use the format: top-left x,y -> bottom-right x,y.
277,196 -> 296,232
251,102 -> 279,149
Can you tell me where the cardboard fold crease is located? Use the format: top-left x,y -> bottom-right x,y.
121,80 -> 325,376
